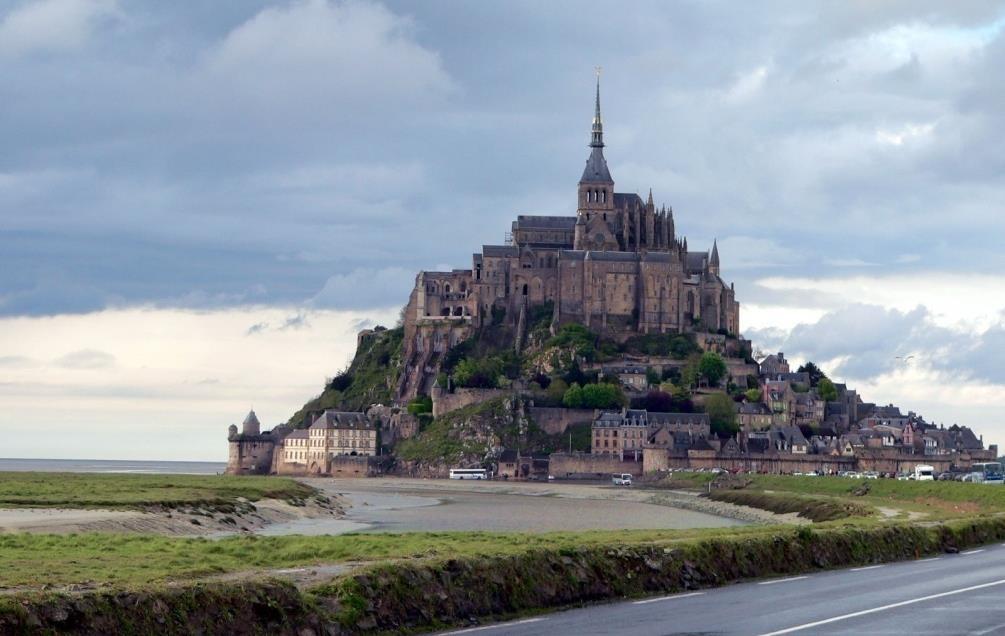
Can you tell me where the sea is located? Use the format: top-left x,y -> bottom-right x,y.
0,458 -> 227,475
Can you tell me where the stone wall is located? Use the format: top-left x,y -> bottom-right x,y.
431,386 -> 507,417
549,452 -> 642,478
226,438 -> 275,475
527,406 -> 596,435
641,447 -> 957,475
274,454 -> 379,478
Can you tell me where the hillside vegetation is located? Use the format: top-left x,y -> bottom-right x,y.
287,326 -> 404,426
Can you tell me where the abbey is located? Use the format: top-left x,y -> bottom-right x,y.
398,77 -> 739,400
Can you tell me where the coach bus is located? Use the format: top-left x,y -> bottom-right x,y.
971,462 -> 1004,485
449,468 -> 489,480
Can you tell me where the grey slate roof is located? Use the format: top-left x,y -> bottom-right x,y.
514,215 -> 577,230
482,245 -> 518,258
242,410 -> 261,429
580,147 -> 613,183
559,250 -> 586,260
685,252 -> 708,272
285,429 -> 309,439
309,410 -> 371,430
613,192 -> 644,209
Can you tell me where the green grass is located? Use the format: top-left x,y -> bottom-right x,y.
0,526 -> 785,589
0,472 -> 314,509
650,473 -> 1005,521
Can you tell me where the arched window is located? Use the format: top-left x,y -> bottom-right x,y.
601,190 -> 606,203
444,283 -> 451,294
522,283 -> 528,296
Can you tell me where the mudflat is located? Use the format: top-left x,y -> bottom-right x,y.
284,477 -> 748,535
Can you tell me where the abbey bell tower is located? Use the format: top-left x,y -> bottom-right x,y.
575,70 -> 617,250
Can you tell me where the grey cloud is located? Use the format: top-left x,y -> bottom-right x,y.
310,267 -> 414,311
751,303 -> 1005,385
53,349 -> 117,369
2,1 -> 1005,317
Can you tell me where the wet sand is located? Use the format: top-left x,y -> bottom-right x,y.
269,477 -> 748,535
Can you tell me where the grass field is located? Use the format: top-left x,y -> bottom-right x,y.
3,473 -> 1005,590
654,472 -> 1005,520
0,472 -> 314,509
0,525 -> 781,589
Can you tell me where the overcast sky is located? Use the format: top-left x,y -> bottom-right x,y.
2,0 -> 1005,460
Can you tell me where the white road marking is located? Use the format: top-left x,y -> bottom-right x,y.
632,592 -> 704,605
963,549 -> 986,555
851,565 -> 884,571
441,618 -> 545,634
918,558 -> 941,562
757,578 -> 1005,635
758,576 -> 809,586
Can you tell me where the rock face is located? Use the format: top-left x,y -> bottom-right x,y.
392,396 -> 550,476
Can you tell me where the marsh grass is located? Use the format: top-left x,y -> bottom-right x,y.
0,472 -> 313,509
0,526 -> 780,589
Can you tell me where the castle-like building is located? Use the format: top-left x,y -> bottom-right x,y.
399,77 -> 740,400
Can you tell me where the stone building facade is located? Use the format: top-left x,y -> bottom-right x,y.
226,409 -> 378,476
398,77 -> 740,401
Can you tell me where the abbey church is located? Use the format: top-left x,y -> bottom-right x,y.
398,77 -> 740,400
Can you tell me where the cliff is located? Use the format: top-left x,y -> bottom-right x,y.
286,326 -> 404,427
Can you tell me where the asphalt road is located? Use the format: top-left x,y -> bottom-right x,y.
436,542 -> 1005,636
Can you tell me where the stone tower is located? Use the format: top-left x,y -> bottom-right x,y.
574,73 -> 615,248
242,409 -> 261,436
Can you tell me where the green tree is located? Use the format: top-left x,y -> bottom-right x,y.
817,377 -> 838,402
698,352 -> 728,387
797,361 -> 827,387
704,392 -> 738,437
645,368 -> 661,387
581,383 -> 627,409
546,377 -> 569,405
562,383 -> 585,408
744,388 -> 762,403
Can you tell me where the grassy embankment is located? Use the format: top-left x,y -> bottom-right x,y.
6,476 -> 1005,632
652,472 -> 1005,522
0,472 -> 314,510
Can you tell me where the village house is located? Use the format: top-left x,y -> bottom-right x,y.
737,401 -> 772,430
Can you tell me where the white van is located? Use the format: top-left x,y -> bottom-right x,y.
914,465 -> 935,481
612,473 -> 633,486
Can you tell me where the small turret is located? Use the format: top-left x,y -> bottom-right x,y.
646,188 -> 654,212
710,239 -> 720,276
242,409 -> 261,436
574,213 -> 587,250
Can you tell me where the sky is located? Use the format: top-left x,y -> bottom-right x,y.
2,0 -> 1005,460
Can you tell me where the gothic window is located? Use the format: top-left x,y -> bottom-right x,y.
522,283 -> 528,296
601,190 -> 606,203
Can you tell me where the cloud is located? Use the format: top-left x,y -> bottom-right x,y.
0,0 -> 120,57
0,355 -> 37,368
311,267 -> 415,311
749,302 -> 1005,386
54,349 -> 117,370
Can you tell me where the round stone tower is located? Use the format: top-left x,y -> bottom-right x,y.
242,410 -> 261,436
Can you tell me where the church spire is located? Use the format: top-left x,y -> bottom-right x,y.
591,67 -> 604,148
710,239 -> 720,275
579,68 -> 613,185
